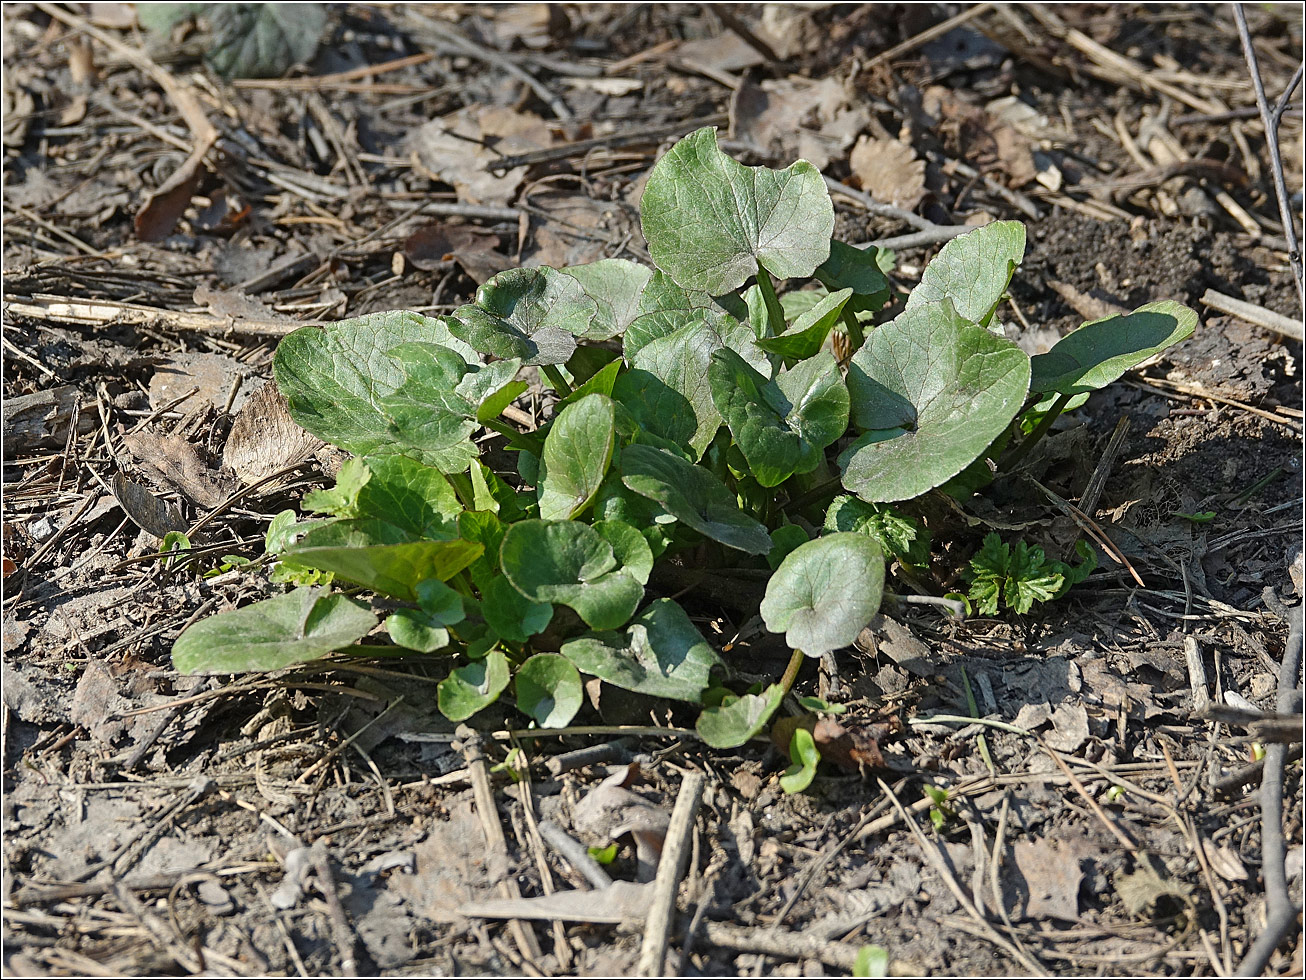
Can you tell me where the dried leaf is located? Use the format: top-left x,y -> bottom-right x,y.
222,381 -> 324,485
135,143 -> 210,242
1012,838 -> 1084,920
149,351 -> 253,415
461,880 -> 653,924
731,76 -> 852,171
404,223 -> 511,284
121,429 -> 234,510
1115,856 -> 1194,918
111,471 -> 186,539
410,107 -> 551,206
849,137 -> 926,211
812,716 -> 894,773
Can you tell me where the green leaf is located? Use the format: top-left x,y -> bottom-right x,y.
840,300 -> 1031,502
639,127 -> 835,294
613,317 -> 724,459
620,445 -> 772,555
386,611 -> 450,653
205,3 -> 326,79
815,241 -> 891,315
438,649 -> 510,722
137,4 -> 203,33
274,311 -> 476,462
767,523 -> 810,570
780,727 -> 820,794
854,945 -> 890,978
905,221 -> 1026,326
562,259 -> 653,340
374,343 -> 482,473
779,285 -> 829,324
456,358 -> 526,423
695,684 -> 784,748
556,357 -> 623,411
589,843 -> 618,864
559,598 -> 723,702
480,574 -> 553,643
449,267 -> 597,366
824,496 -> 922,562
288,520 -> 482,601
499,519 -> 651,630
514,654 -> 583,728
537,394 -> 616,520
1029,301 -> 1198,396
355,455 -> 463,538
760,533 -> 885,658
964,533 -> 1086,615
709,349 -> 849,487
756,288 -> 852,363
173,587 -> 376,674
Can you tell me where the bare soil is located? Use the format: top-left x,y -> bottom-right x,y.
3,4 -> 1303,977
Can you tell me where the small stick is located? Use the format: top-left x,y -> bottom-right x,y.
863,3 -> 995,72
1200,288 -> 1303,342
1078,415 -> 1132,519
1184,636 -> 1211,715
636,771 -> 706,977
536,820 -> 613,891
543,738 -> 634,777
455,725 -> 544,963
310,844 -> 359,977
863,225 -> 971,251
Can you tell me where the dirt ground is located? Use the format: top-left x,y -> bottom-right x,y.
3,4 -> 1303,977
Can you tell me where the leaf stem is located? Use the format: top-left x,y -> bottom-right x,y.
783,475 -> 843,514
999,391 -> 1071,471
838,307 -> 864,355
755,267 -> 786,338
540,363 -> 573,396
778,647 -> 806,696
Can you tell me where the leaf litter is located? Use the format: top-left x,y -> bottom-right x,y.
2,3 -> 1302,977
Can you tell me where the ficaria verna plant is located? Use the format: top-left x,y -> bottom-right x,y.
173,127 -> 1196,756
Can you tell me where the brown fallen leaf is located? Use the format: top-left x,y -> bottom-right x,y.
404,223 -> 512,284
731,75 -> 855,170
410,107 -> 551,206
121,428 -> 234,510
1011,838 -> 1084,921
571,768 -> 670,881
111,471 -> 186,539
135,141 -> 212,242
222,381 -> 323,486
148,351 -> 253,415
849,137 -> 926,211
813,716 -> 895,773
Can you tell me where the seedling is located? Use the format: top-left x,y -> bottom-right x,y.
173,128 -> 1195,758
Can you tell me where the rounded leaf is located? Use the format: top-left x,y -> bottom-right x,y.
841,300 -> 1031,502
438,649 -> 510,722
904,221 -> 1026,326
449,267 -> 597,365
696,684 -> 784,749
515,653 -> 583,728
560,598 -> 723,702
639,127 -> 834,294
537,393 -> 616,521
562,259 -> 653,340
760,533 -> 885,658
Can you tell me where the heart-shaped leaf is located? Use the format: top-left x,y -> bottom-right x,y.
756,288 -> 853,363
563,259 -> 653,340
173,587 -> 376,674
305,454 -> 463,540
841,300 -> 1031,502
480,574 -> 553,643
515,653 -> 583,728
274,311 -> 477,460
1030,300 -> 1197,396
710,349 -> 849,487
613,317 -> 724,459
695,683 -> 784,748
438,649 -> 510,722
500,519 -> 651,630
815,240 -> 891,315
288,519 -> 483,601
905,221 -> 1026,326
560,598 -> 723,702
385,578 -> 466,652
639,127 -> 834,294
620,445 -> 772,554
449,267 -> 597,365
537,394 -> 616,521
760,533 -> 885,657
